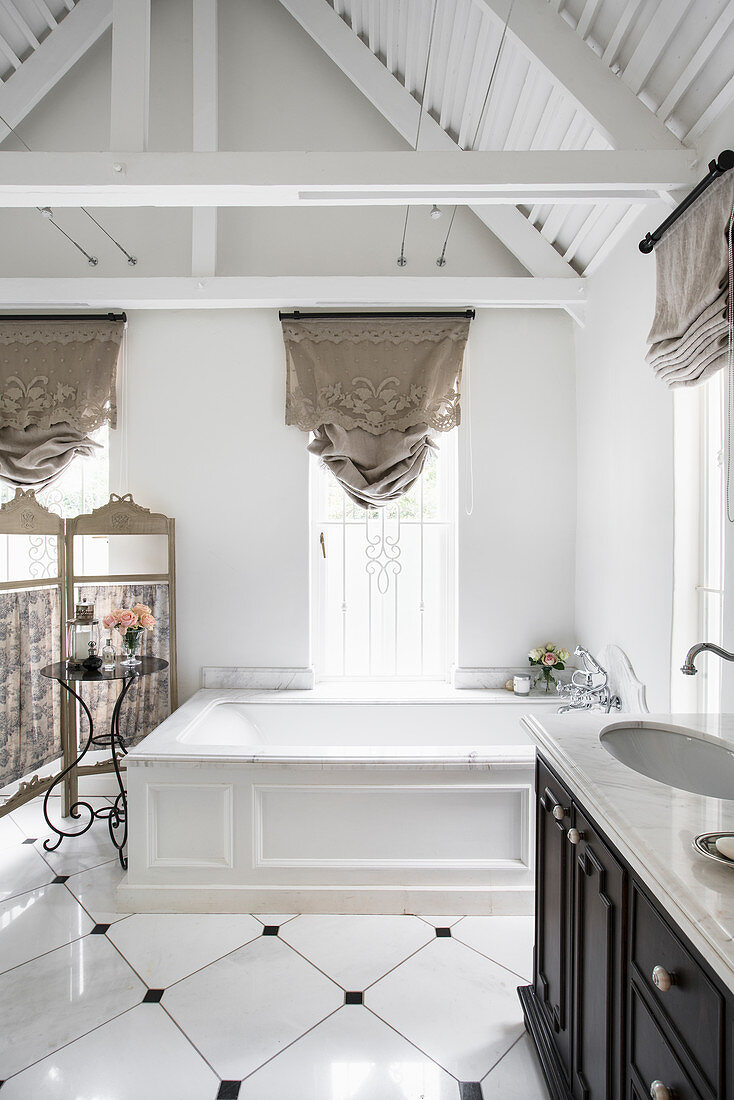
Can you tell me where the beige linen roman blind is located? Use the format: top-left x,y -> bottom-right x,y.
0,318 -> 123,489
283,314 -> 471,508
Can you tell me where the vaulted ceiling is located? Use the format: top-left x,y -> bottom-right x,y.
0,0 -> 732,305
284,0 -> 734,274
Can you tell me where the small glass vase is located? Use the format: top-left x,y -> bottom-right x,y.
121,627 -> 144,666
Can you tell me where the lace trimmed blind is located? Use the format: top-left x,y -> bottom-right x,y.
0,318 -> 123,490
283,316 -> 470,508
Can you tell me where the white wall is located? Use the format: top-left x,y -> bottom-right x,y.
458,310 -> 577,669
574,206 -> 675,710
110,307 -> 577,700
111,310 -> 310,701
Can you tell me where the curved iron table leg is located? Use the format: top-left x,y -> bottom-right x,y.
43,672 -> 138,868
42,679 -> 97,852
106,673 -> 136,868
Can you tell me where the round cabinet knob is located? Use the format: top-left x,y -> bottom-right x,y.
567,828 -> 582,845
649,1081 -> 673,1100
652,965 -> 674,992
552,805 -> 567,821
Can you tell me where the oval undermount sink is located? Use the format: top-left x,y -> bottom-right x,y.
599,722 -> 734,800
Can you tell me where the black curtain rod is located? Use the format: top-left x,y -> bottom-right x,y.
0,311 -> 127,322
279,309 -> 475,320
639,150 -> 734,254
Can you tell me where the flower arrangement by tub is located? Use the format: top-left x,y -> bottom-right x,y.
529,642 -> 570,693
102,604 -> 156,666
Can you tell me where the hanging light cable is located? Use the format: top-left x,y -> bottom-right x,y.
0,110 -> 138,266
435,0 -> 516,268
397,0 -> 440,267
38,207 -> 97,266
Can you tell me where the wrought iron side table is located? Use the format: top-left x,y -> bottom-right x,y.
39,656 -> 168,869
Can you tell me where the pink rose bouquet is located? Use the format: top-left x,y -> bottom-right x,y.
103,604 -> 156,664
528,642 -> 570,692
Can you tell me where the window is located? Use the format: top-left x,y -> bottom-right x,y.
0,426 -> 110,582
698,372 -> 725,712
671,376 -> 724,713
311,436 -> 456,680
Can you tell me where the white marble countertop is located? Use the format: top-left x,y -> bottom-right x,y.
523,710 -> 734,995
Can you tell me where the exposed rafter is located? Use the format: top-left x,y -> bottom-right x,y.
109,0 -> 150,151
191,0 -> 218,277
0,274 -> 586,310
0,149 -> 696,207
0,0 -> 112,145
276,0 -> 576,279
473,0 -> 684,150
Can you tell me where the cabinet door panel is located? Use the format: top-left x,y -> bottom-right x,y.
535,759 -> 573,1079
571,808 -> 626,1100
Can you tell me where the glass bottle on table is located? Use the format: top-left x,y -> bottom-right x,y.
102,638 -> 116,671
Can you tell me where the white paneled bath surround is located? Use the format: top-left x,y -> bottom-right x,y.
120,690 -> 558,915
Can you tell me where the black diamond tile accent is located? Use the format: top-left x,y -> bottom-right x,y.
142,988 -> 165,1003
91,923 -> 110,935
459,1084 -> 483,1100
262,925 -> 280,936
217,1082 -> 241,1100
344,991 -> 363,1005
52,875 -> 69,884
22,837 -> 36,844
436,927 -> 452,937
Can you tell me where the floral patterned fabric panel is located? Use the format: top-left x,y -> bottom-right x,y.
0,587 -> 61,788
77,583 -> 171,747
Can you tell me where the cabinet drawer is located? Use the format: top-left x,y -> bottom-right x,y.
631,886 -> 723,1091
629,987 -> 704,1100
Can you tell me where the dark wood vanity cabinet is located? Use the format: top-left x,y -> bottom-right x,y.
521,754 -> 733,1100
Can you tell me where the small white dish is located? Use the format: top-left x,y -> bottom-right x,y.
693,832 -> 734,868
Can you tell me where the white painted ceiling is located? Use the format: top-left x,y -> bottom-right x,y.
326,0 -> 734,273
0,0 -> 733,279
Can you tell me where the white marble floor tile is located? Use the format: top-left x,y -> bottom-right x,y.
65,858 -> 128,924
163,934 -> 343,1080
253,914 -> 297,926
10,795 -> 112,839
417,916 -> 466,928
0,843 -> 55,903
0,814 -> 24,850
0,934 -> 145,1079
481,1034 -> 547,1097
1,1003 -> 218,1099
280,915 -> 434,990
366,938 -> 526,1081
0,883 -> 94,974
240,1005 -> 458,1100
453,916 -> 535,981
108,913 -> 263,988
35,819 -> 123,877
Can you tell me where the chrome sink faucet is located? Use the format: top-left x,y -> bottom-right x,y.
556,646 -> 622,714
681,641 -> 734,675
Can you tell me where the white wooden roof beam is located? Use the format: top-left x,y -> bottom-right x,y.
109,0 -> 149,150
276,0 -> 576,278
0,274 -> 587,310
474,0 -> 683,150
191,0 -> 218,278
0,0 -> 112,145
0,149 -> 696,206
621,0 -> 694,97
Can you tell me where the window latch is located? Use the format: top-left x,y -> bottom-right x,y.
319,531 -> 326,559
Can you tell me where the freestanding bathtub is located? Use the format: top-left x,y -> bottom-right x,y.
121,688 -> 557,914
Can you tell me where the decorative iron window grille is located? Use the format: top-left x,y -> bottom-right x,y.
311,436 -> 456,680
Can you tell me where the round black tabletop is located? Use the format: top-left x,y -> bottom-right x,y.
40,656 -> 169,682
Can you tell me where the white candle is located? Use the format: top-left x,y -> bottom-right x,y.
513,674 -> 531,696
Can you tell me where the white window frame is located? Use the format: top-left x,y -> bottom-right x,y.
310,435 -> 457,682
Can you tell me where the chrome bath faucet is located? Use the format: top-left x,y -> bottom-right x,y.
556,645 -> 622,714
